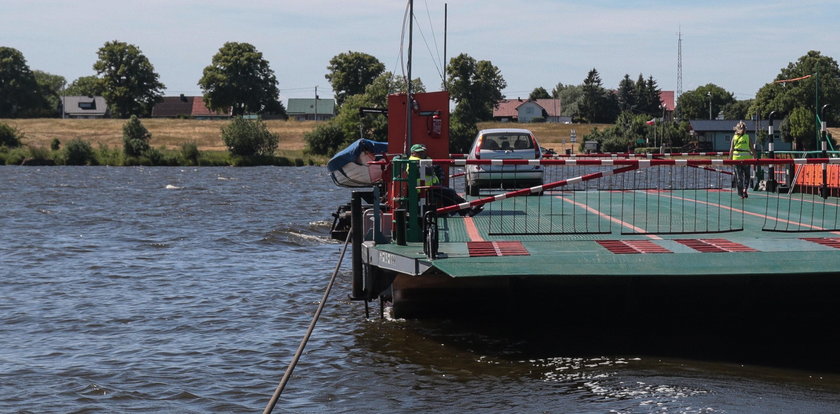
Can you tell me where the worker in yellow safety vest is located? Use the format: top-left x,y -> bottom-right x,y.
408,143 -> 482,217
729,121 -> 754,198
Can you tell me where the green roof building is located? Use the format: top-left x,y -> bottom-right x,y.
287,98 -> 336,121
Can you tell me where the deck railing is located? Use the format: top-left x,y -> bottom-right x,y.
386,156 -> 840,257
431,157 -> 840,242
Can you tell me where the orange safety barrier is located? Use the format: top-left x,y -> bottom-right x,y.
793,164 -> 840,188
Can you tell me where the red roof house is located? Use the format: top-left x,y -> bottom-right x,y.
152,96 -> 231,119
493,98 -> 567,123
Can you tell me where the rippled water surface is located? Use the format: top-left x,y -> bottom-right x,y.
3,166 -> 840,413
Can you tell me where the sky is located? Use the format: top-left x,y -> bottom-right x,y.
3,0 -> 839,104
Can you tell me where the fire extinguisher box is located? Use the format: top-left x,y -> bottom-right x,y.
387,91 -> 450,159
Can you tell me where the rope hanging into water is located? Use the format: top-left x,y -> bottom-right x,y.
263,226 -> 353,414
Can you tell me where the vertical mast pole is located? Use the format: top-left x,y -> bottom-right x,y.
405,0 -> 414,154
443,3 -> 448,89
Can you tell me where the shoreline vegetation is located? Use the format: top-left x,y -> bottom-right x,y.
3,117 -> 639,166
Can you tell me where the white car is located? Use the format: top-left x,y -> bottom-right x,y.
464,128 -> 544,196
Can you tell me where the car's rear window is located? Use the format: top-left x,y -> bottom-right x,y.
481,133 -> 534,150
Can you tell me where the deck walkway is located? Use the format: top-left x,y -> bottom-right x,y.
374,188 -> 840,278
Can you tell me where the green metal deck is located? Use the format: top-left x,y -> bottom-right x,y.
370,189 -> 840,278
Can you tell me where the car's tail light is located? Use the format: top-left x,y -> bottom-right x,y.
532,137 -> 540,159
474,136 -> 483,159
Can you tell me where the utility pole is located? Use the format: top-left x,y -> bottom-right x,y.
314,86 -> 318,121
707,91 -> 712,120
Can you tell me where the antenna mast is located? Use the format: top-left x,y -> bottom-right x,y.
677,29 -> 683,104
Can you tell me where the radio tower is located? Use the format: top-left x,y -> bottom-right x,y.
676,29 -> 683,102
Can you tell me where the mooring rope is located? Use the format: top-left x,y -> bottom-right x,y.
263,226 -> 353,414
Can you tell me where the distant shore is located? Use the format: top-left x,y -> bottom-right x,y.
3,117 -> 611,156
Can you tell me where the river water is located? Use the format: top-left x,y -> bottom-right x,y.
2,166 -> 840,413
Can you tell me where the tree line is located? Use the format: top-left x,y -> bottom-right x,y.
0,41 -> 288,119
2,40 -> 838,155
307,49 -> 840,155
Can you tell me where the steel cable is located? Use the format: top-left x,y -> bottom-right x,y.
263,227 -> 353,414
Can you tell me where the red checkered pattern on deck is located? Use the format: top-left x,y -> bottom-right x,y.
801,237 -> 840,249
596,240 -> 672,254
467,241 -> 529,257
675,239 -> 757,253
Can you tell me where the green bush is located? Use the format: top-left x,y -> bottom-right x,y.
229,154 -> 291,166
197,151 -> 230,166
1,145 -> 54,165
180,142 -> 200,165
50,138 -> 61,151
221,117 -> 279,157
4,147 -> 27,165
62,138 -> 97,165
122,115 -> 151,157
96,143 -> 123,166
0,122 -> 23,148
143,147 -> 164,166
304,122 -> 345,156
25,146 -> 53,165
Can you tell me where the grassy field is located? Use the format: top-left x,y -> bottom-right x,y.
4,118 -> 315,153
4,118 -> 611,155
6,117 -> 834,158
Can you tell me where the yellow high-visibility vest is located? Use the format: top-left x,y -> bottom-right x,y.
732,133 -> 751,160
408,155 -> 440,186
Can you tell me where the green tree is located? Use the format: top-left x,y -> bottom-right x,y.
33,70 -> 66,117
785,106 -> 814,149
325,51 -> 385,107
304,72 -> 424,156
676,84 -> 735,120
221,116 -> 279,157
580,68 -> 618,123
752,51 -> 840,148
122,115 -> 151,157
0,122 -> 23,147
637,75 -> 663,116
553,83 -> 583,119
0,47 -> 44,117
337,72 -> 424,144
723,99 -> 752,120
585,111 -> 689,152
445,53 -> 506,152
199,42 -> 285,117
94,41 -> 165,118
65,75 -> 105,96
616,75 -> 636,112
529,87 -> 551,100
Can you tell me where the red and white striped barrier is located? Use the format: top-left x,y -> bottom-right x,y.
452,152 -> 732,158
545,151 -> 730,158
432,157 -> 840,215
435,158 -> 840,167
435,165 -> 640,215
